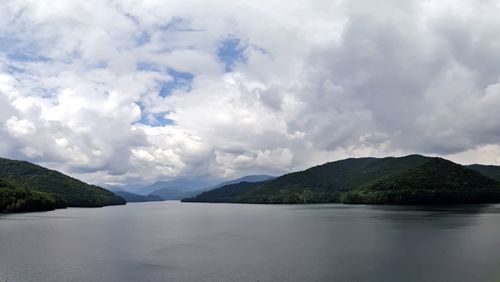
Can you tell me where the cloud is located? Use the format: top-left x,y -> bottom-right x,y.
5,116 -> 36,137
1,0 -> 500,185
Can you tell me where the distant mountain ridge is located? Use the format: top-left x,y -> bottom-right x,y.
112,191 -> 164,203
182,155 -> 500,205
111,179 -> 212,198
108,175 -> 276,200
150,175 -> 275,200
0,157 -> 125,212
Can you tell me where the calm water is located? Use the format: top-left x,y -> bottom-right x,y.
1,202 -> 500,282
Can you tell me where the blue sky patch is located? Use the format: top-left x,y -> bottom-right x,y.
0,36 -> 50,63
135,31 -> 150,46
134,68 -> 193,126
217,37 -> 247,72
137,62 -> 160,72
141,112 -> 175,126
158,68 -> 194,97
136,103 -> 175,126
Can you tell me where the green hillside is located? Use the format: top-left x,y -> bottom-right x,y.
183,155 -> 500,205
343,158 -> 500,204
468,164 -> 500,182
0,157 -> 125,209
183,181 -> 264,203
0,178 -> 57,213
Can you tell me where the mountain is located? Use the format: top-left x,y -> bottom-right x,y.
209,175 -> 275,189
468,164 -> 500,182
151,175 -> 275,200
183,155 -> 429,203
148,178 -> 220,199
342,158 -> 500,204
182,155 -> 500,205
150,187 -> 195,200
0,157 -> 125,210
113,183 -> 149,194
112,191 -> 165,203
132,178 -> 212,197
101,179 -> 210,200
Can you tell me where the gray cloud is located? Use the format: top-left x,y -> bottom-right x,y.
1,0 -> 500,184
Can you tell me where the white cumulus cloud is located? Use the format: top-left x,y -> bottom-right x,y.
1,0 -> 500,185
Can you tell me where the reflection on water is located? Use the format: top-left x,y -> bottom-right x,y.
1,202 -> 500,282
368,204 -> 500,214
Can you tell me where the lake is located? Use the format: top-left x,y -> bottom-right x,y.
1,202 -> 500,282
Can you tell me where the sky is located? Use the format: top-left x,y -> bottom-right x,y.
1,0 -> 500,185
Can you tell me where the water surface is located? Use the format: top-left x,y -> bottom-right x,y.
1,202 -> 500,281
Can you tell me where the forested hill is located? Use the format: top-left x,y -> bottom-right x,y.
0,178 -> 57,213
342,158 -> 500,204
0,157 -> 125,212
468,164 -> 500,182
182,155 -> 500,205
